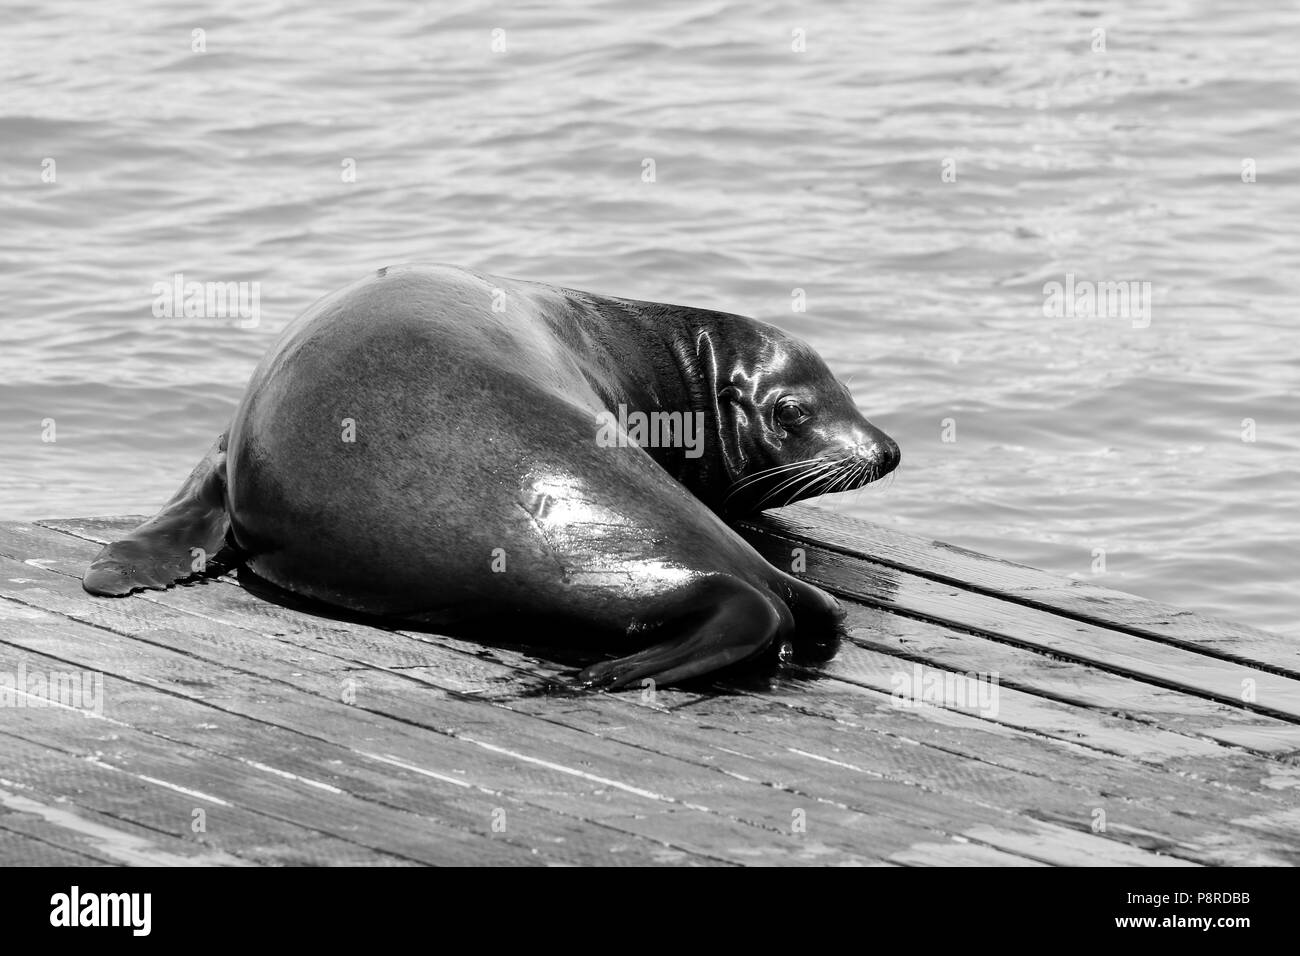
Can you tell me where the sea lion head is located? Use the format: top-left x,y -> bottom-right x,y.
707,321 -> 900,517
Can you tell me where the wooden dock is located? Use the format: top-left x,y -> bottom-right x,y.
0,509 -> 1297,866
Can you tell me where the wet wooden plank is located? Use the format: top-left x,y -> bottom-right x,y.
3,514 -> 1295,867
10,528 -> 1300,842
0,571 -> 1025,866
0,605 -> 761,865
0,728 -> 434,866
383,646 -> 1299,864
0,538 -> 1284,868
742,506 -> 1300,676
0,539 -> 959,865
0,526 -> 1144,865
833,604 -> 1300,757
28,518 -> 1297,740
740,523 -> 1300,721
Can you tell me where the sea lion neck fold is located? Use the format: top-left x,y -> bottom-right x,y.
544,290 -> 743,504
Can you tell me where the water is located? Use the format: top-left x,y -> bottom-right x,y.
1,0 -> 1296,636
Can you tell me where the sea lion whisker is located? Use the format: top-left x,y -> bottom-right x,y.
733,455 -> 830,487
784,469 -> 836,506
785,451 -> 874,506
820,459 -> 861,499
769,461 -> 840,508
804,458 -> 856,501
726,461 -> 820,496
724,456 -> 831,500
856,458 -> 876,490
826,458 -> 868,499
850,457 -> 872,490
823,464 -> 853,498
754,463 -> 831,508
755,461 -> 836,510
805,461 -> 846,496
822,462 -> 863,510
848,459 -> 878,502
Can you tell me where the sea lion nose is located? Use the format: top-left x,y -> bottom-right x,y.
877,434 -> 901,473
851,431 -> 901,474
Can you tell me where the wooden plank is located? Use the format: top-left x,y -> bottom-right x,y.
26,518 -> 1295,746
361,629 -> 1300,862
46,516 -> 1298,726
834,603 -> 1300,757
287,601 -> 1300,771
2,715 -> 570,868
8,523 -> 1298,863
290,638 -> 1298,866
0,618 -> 741,866
507,674 -> 1296,864
727,684 -> 1298,865
388,665 -> 1216,865
742,506 -> 1300,677
0,562 -> 959,865
823,636 -> 1270,762
0,815 -> 117,867
0,632 -> 734,867
740,524 -> 1300,721
0,731 -> 422,866
0,600 -> 1038,868
15,528 -> 1211,868
6,539 -> 1291,865
889,841 -> 1053,867
360,623 -> 1300,861
12,520 -> 1300,868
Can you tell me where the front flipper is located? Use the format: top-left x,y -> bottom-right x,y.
578,576 -> 792,690
83,434 -> 232,596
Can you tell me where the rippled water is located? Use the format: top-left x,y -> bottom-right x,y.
2,0 -> 1296,635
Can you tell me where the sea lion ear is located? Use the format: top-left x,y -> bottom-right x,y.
714,385 -> 750,486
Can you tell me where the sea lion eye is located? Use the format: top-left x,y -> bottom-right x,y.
775,401 -> 807,427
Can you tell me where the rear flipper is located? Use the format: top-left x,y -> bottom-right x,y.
776,572 -> 846,664
83,434 -> 233,597
578,576 -> 792,690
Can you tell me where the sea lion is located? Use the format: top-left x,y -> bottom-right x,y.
83,264 -> 900,689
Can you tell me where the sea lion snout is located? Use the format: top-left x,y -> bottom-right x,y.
845,427 -> 901,476
804,425 -> 899,492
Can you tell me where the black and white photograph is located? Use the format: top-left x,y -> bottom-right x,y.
0,0 -> 1296,897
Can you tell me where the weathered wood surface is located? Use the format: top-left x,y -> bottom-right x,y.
0,510 -> 1295,867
